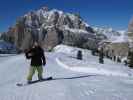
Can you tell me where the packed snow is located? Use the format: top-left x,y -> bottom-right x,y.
0,45 -> 133,100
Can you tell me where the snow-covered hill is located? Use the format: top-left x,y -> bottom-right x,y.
0,45 -> 133,100
55,45 -> 133,77
93,27 -> 120,38
93,27 -> 128,43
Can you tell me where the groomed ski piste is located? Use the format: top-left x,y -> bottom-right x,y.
0,45 -> 133,100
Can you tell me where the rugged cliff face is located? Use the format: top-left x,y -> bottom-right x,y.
1,7 -> 103,51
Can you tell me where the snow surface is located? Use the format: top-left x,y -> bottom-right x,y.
0,45 -> 133,100
55,45 -> 133,77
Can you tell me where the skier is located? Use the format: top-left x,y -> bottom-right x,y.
25,41 -> 46,84
99,47 -> 104,64
77,50 -> 82,60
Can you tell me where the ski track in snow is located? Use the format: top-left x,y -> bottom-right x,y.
0,53 -> 133,100
56,57 -> 131,78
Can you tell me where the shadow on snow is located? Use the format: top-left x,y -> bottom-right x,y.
27,74 -> 96,85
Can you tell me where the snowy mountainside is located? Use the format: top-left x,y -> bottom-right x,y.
93,27 -> 121,37
93,27 -> 128,43
111,31 -> 129,43
1,7 -> 100,51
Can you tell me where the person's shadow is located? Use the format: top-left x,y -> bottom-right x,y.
27,74 -> 96,85
54,74 -> 96,80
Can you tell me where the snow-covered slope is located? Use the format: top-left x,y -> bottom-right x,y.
93,27 -> 120,37
0,45 -> 133,100
111,31 -> 129,43
93,27 -> 128,43
55,45 -> 133,77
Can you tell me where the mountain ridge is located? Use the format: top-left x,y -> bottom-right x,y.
0,7 -> 131,53
0,7 -> 99,51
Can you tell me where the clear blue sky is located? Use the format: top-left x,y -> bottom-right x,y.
0,0 -> 133,32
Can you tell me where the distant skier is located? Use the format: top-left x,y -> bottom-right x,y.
25,41 -> 46,84
98,47 -> 104,64
77,50 -> 82,60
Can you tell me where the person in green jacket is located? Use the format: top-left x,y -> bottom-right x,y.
25,41 -> 46,84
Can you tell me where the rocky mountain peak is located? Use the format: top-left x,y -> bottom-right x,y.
0,7 -> 101,51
